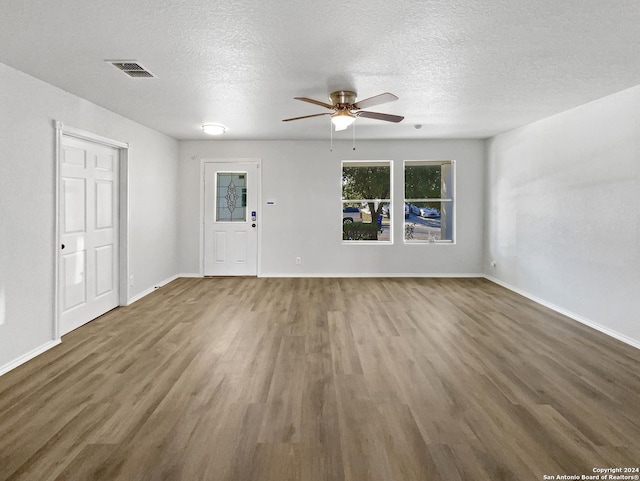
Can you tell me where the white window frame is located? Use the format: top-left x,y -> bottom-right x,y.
341,160 -> 393,244
404,160 -> 455,244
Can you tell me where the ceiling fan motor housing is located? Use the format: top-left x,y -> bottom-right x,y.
329,90 -> 357,107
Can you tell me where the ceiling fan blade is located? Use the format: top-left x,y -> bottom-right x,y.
282,112 -> 331,122
294,97 -> 335,110
353,92 -> 398,110
357,111 -> 404,123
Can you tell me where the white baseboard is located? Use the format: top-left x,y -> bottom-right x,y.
484,275 -> 640,351
0,340 -> 61,377
261,272 -> 485,278
175,272 -> 486,279
127,274 -> 180,305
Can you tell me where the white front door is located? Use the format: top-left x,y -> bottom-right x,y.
203,162 -> 259,276
59,135 -> 119,335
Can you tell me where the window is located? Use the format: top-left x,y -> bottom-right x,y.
404,160 -> 454,243
216,172 -> 247,221
342,161 -> 392,242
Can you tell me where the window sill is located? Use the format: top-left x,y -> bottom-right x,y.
342,240 -> 394,245
404,240 -> 455,245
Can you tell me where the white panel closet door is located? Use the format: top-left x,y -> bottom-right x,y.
203,162 -> 258,276
59,135 -> 119,335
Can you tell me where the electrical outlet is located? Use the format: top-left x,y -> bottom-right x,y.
490,261 -> 497,268
295,257 -> 302,265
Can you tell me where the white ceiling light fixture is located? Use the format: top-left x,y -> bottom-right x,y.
202,123 -> 227,135
331,110 -> 357,131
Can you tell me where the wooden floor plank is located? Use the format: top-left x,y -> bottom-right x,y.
1,277 -> 639,481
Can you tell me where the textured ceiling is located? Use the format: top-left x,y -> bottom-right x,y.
1,0 -> 640,140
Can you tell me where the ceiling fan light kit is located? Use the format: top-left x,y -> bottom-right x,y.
283,90 -> 404,133
202,123 -> 227,135
331,110 -> 356,131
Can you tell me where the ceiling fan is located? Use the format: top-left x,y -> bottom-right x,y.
282,90 -> 404,131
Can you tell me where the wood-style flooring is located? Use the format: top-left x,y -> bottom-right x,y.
1,277 -> 639,480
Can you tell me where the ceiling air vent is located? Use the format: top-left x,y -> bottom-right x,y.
107,61 -> 155,78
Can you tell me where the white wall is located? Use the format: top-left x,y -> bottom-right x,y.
0,63 -> 180,371
486,85 -> 640,346
178,139 -> 485,276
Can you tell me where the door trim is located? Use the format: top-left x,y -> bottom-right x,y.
199,158 -> 262,277
53,121 -> 130,340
